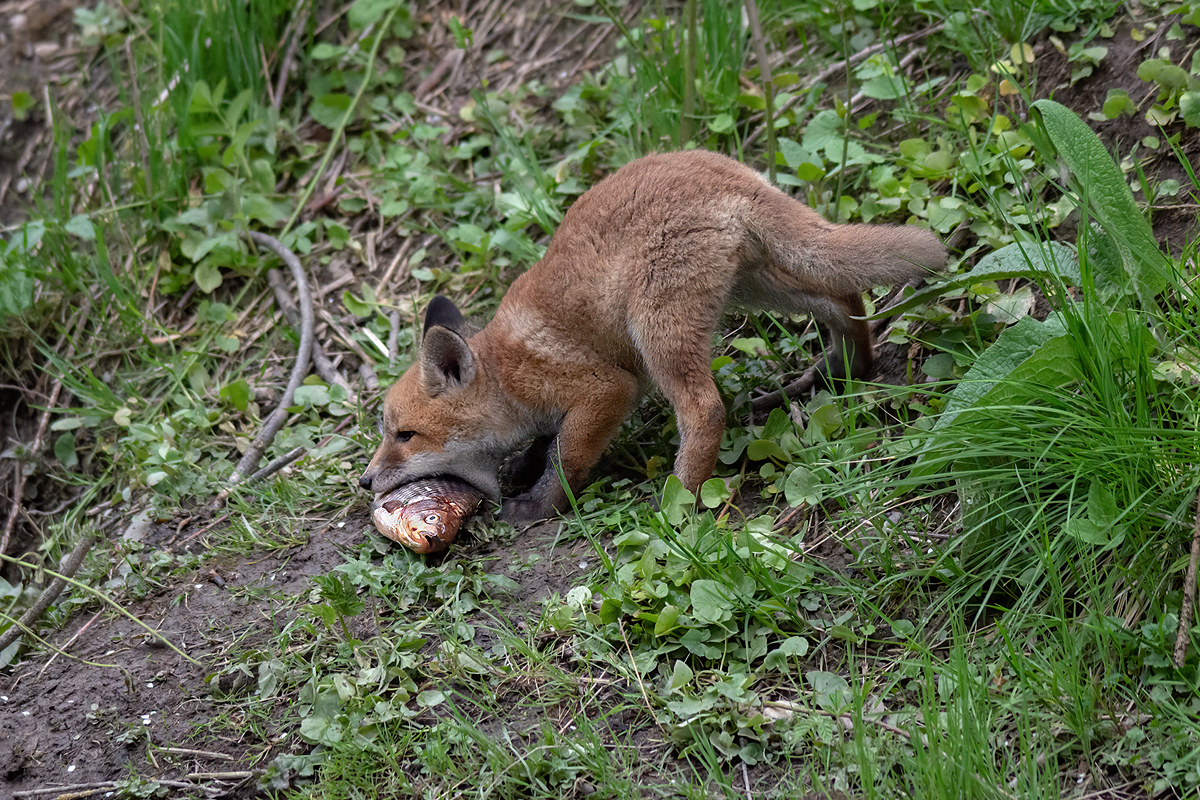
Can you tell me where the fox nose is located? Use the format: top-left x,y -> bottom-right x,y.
358,472 -> 373,490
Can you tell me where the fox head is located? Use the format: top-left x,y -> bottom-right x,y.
359,296 -> 511,501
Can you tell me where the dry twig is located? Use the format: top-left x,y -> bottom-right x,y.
0,534 -> 98,654
266,267 -> 353,399
1173,486 -> 1200,667
208,232 -> 313,511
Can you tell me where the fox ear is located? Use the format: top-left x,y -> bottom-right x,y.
424,296 -> 471,338
420,326 -> 476,395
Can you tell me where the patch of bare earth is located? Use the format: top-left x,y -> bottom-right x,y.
0,511 -> 604,797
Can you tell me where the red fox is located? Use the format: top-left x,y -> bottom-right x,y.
360,150 -> 948,523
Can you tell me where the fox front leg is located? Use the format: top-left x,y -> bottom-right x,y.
499,371 -> 639,524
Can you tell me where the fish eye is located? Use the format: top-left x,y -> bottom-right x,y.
424,514 -> 439,524
396,430 -> 416,443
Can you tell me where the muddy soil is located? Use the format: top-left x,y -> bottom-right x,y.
0,512 -> 596,797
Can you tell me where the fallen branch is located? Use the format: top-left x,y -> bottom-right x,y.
14,782 -> 118,798
1173,486 -> 1200,667
248,445 -> 307,484
266,267 -> 354,399
208,232 -> 314,511
743,0 -> 776,182
164,747 -> 235,761
0,534 -> 97,654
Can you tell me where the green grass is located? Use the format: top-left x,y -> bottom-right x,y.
3,0 -> 1200,796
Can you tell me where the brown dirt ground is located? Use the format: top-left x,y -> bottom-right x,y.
0,514 -> 596,797
0,2 -> 1197,798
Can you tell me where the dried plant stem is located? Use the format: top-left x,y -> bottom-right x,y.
0,535 -> 97,654
209,233 -> 313,511
1,295 -> 90,557
280,2 -> 400,237
743,0 -> 775,182
266,267 -> 354,399
248,446 -> 307,484
1173,486 -> 1200,667
744,23 -> 944,149
273,4 -> 311,113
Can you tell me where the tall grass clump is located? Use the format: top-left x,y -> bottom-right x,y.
853,100 -> 1200,639
596,0 -> 746,149
154,0 -> 289,101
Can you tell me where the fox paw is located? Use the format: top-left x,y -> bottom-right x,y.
499,494 -> 554,525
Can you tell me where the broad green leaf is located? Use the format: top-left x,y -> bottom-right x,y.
64,214 -> 96,240
190,231 -> 237,263
655,604 -> 681,636
1181,91 -> 1200,126
690,579 -> 733,624
763,636 -> 810,671
349,0 -> 398,28
761,407 -> 792,440
699,478 -> 730,509
310,93 -> 354,130
54,432 -> 77,468
883,241 -> 1078,320
1137,59 -> 1189,90
783,465 -> 822,506
1030,99 -> 1168,305
860,73 -> 906,100
0,263 -> 34,320
805,670 -> 852,712
658,475 -> 695,525
667,659 -> 693,692
293,385 -> 331,407
194,262 -> 223,293
11,91 -> 34,121
1102,89 -> 1136,119
343,288 -> 375,317
747,439 -> 788,462
1087,480 -> 1118,525
226,88 -> 253,128
220,378 -> 251,412
1063,517 -> 1109,545
933,314 -> 1075,433
709,113 -> 734,134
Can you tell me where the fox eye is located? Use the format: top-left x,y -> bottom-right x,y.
395,430 -> 416,443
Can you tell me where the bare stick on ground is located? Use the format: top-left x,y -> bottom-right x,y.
0,534 -> 98,654
1173,486 -> 1200,667
208,232 -> 314,511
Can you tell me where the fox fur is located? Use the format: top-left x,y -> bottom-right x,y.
360,150 -> 948,523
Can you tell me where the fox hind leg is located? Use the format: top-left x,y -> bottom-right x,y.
631,307 -> 728,495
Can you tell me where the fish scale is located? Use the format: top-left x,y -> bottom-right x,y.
370,477 -> 484,553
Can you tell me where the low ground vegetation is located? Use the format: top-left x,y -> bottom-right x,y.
1,0 -> 1199,797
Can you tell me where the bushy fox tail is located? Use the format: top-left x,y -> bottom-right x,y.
814,223 -> 948,294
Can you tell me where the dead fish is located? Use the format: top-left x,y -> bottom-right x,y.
370,477 -> 484,553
